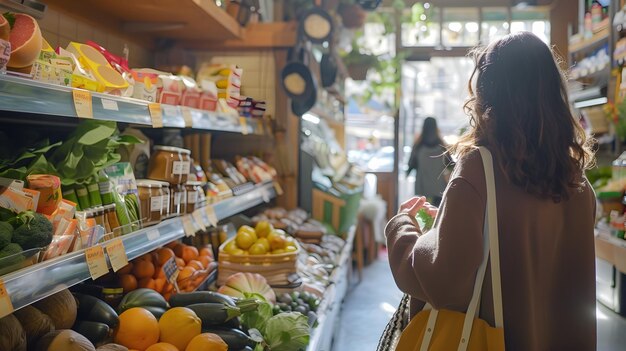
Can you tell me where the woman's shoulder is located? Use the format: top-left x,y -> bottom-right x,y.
451,148 -> 484,182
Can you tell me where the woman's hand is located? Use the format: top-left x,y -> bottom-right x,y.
399,197 -> 438,218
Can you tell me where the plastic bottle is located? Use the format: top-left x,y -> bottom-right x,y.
612,151 -> 626,181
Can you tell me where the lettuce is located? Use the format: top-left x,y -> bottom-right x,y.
264,312 -> 310,351
241,293 -> 274,334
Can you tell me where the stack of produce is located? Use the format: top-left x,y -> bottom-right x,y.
218,222 -> 300,286
298,235 -> 346,296
111,242 -> 216,300
251,207 -> 327,244
0,210 -> 53,274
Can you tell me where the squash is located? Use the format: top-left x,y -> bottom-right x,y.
36,329 -> 96,351
185,333 -> 227,351
13,305 -> 55,347
0,314 -> 27,351
96,344 -> 129,351
34,289 -> 78,329
145,343 -> 178,351
217,272 -> 276,303
158,307 -> 201,350
117,289 -> 168,314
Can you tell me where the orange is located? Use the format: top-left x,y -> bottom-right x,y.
155,278 -> 166,293
120,274 -> 138,293
199,247 -> 212,257
175,258 -> 185,269
138,278 -> 157,290
114,307 -> 160,350
165,241 -> 179,250
185,333 -> 227,351
138,253 -> 154,262
145,343 -> 179,351
153,267 -> 166,280
186,260 -> 204,272
118,262 -> 134,275
177,267 -> 195,290
133,260 -> 156,279
197,256 -> 211,269
181,246 -> 199,264
158,307 -> 201,350
163,291 -> 172,302
157,247 -> 176,266
163,282 -> 174,294
173,244 -> 185,258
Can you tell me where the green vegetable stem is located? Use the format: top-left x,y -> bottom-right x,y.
62,186 -> 81,210
75,184 -> 92,210
88,182 -> 103,207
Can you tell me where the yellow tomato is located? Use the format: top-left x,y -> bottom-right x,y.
236,231 -> 257,250
255,221 -> 274,238
256,238 -> 270,251
249,242 -> 268,255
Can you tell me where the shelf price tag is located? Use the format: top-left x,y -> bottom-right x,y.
105,238 -> 128,272
256,120 -> 264,135
101,99 -> 119,111
273,181 -> 284,196
147,229 -> 160,242
0,279 -> 14,317
182,107 -> 194,128
192,208 -> 207,229
85,245 -> 109,280
205,205 -> 218,227
148,103 -> 163,128
182,215 -> 196,237
162,256 -> 180,284
73,89 -> 93,119
261,188 -> 270,203
239,117 -> 249,135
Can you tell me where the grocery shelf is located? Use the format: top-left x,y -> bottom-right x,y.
0,74 -> 267,135
569,27 -> 610,54
0,181 -> 277,318
44,0 -> 243,42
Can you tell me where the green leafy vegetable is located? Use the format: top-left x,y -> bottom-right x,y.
416,208 -> 434,232
264,312 -> 310,351
241,293 -> 274,334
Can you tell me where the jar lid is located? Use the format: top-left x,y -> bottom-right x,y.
154,145 -> 191,154
136,179 -> 163,188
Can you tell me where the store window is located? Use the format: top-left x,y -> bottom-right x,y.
511,8 -> 550,43
442,8 -> 480,47
401,4 -> 440,47
481,7 -> 510,44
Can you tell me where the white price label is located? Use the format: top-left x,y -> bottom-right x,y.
182,107 -> 194,128
173,161 -> 191,175
147,229 -> 160,241
192,209 -> 207,228
187,191 -> 198,204
151,195 -> 162,212
205,205 -> 218,227
101,99 -> 119,111
182,215 -> 196,237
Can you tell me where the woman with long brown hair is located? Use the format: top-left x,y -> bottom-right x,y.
386,32 -> 597,350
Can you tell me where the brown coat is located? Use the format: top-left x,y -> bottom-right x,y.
386,149 -> 597,350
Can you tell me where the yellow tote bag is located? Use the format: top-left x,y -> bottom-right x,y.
395,147 -> 505,351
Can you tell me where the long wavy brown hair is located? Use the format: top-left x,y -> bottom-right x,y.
451,32 -> 595,201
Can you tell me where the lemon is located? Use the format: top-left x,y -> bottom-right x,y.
255,221 -> 273,238
238,225 -> 257,237
268,232 -> 286,251
231,248 -> 245,255
224,241 -> 239,254
249,242 -> 267,255
256,238 -> 270,251
236,230 -> 257,250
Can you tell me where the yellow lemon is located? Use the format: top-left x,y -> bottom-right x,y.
255,221 -> 274,238
249,242 -> 268,255
256,238 -> 270,251
236,230 -> 257,250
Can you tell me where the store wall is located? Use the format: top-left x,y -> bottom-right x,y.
550,0 -> 578,62
38,7 -> 153,68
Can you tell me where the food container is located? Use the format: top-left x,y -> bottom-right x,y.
156,181 -> 171,219
148,146 -> 191,185
104,204 -> 122,236
137,180 -> 164,226
185,181 -> 202,214
171,184 -> 187,216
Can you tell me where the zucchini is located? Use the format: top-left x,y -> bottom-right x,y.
73,320 -> 110,346
186,303 -> 241,326
201,327 -> 255,350
142,305 -> 167,320
170,291 -> 236,307
75,293 -> 119,328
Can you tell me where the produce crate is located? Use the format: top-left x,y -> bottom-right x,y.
217,237 -> 300,286
312,186 -> 362,235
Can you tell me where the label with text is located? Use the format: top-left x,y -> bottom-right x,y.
73,89 -> 93,119
148,103 -> 163,128
101,99 -> 119,111
182,215 -> 196,237
182,107 -> 194,128
105,238 -> 128,272
0,279 -> 14,317
173,161 -> 191,175
151,195 -> 162,212
162,256 -> 180,283
192,208 -> 207,228
205,205 -> 218,227
85,245 -> 109,280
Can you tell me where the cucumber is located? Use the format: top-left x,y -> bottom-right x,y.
186,303 -> 242,326
73,320 -> 110,346
170,291 -> 236,307
201,327 -> 255,350
75,293 -> 119,328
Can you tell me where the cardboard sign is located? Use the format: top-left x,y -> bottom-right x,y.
73,89 -> 93,118
105,238 -> 128,272
148,103 -> 163,128
0,279 -> 14,318
85,245 -> 108,280
162,256 -> 180,283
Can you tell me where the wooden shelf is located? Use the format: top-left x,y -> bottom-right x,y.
569,27 -> 610,54
184,22 -> 298,50
44,0 -> 243,43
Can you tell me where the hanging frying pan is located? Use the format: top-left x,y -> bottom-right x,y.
281,42 -> 316,100
300,0 -> 334,44
320,41 -> 338,88
291,88 -> 317,116
357,0 -> 383,11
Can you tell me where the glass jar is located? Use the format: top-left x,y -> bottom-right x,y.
104,204 -> 121,236
137,180 -> 163,226
148,146 -> 191,184
185,181 -> 202,214
171,184 -> 186,216
102,287 -> 124,308
156,181 -> 171,219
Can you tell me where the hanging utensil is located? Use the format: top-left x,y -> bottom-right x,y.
357,0 -> 383,11
300,0 -> 334,44
320,41 -> 338,88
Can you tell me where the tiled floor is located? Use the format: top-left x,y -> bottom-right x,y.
334,251 -> 626,351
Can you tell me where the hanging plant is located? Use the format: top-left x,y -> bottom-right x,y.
338,3 -> 367,29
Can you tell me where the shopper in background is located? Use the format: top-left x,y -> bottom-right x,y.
386,32 -> 597,350
406,117 -> 450,206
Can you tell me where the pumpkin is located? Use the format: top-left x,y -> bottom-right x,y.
217,272 -> 276,303
13,305 -> 55,346
36,329 -> 95,351
113,308 -> 159,351
34,289 -> 78,329
158,307 -> 201,350
145,343 -> 179,351
96,344 -> 129,351
0,314 -> 27,351
185,333 -> 227,351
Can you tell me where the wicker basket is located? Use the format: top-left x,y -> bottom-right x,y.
217,237 -> 300,286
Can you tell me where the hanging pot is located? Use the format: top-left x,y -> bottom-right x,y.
320,42 -> 338,88
338,3 -> 367,29
347,62 -> 371,81
300,0 -> 334,44
291,89 -> 317,116
356,0 -> 382,11
281,42 -> 318,116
